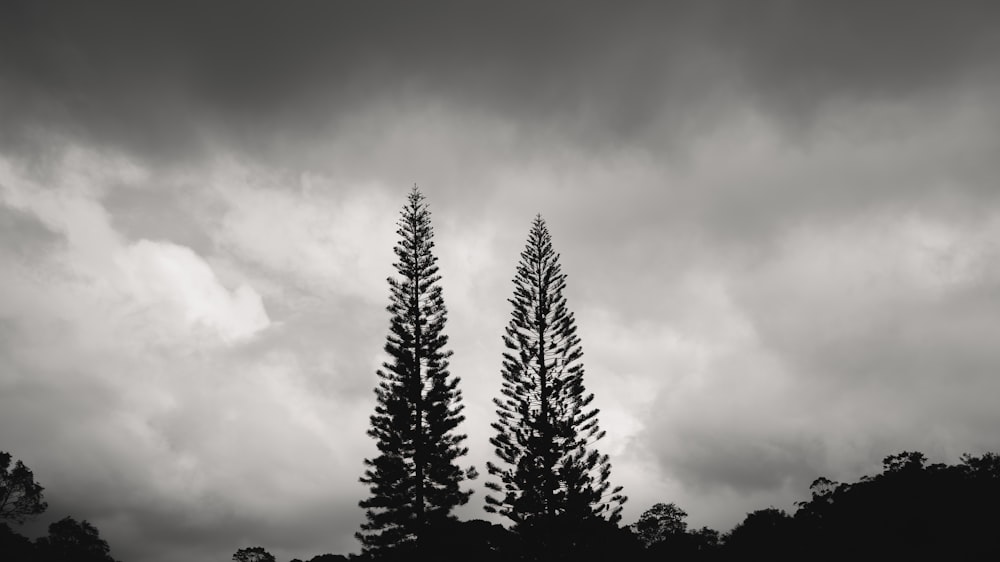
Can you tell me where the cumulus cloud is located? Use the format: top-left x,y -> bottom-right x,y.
0,149 -> 270,350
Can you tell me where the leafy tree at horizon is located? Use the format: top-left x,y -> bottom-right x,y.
35,516 -> 119,562
632,502 -> 689,547
232,546 -> 276,562
1,450 -> 48,524
357,186 -> 475,558
485,215 -> 625,559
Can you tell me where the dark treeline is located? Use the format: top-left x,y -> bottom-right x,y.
295,450 -> 1000,560
0,516 -> 119,562
344,450 -> 1000,561
6,448 -> 1000,561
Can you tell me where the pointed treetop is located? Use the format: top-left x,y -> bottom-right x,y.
407,183 -> 424,207
530,214 -> 552,239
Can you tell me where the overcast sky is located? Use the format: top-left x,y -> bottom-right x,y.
2,1 -> 1000,561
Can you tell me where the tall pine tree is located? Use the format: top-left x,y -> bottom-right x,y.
485,215 -> 626,559
358,186 -> 474,558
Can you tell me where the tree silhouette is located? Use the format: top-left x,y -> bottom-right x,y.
0,451 -> 48,524
35,516 -> 118,562
632,502 -> 688,547
357,186 -> 474,558
232,546 -> 276,562
485,215 -> 625,559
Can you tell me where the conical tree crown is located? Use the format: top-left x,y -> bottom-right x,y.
357,186 -> 473,558
486,215 -> 626,546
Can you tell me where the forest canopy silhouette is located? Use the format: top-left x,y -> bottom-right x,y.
6,436 -> 1000,559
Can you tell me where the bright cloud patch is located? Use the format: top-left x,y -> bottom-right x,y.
115,239 -> 269,346
213,168 -> 397,303
0,150 -> 270,350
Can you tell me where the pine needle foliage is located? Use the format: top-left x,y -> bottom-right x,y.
357,186 -> 474,558
485,215 -> 626,555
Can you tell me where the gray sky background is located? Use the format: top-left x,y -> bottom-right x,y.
2,2 -> 1000,560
